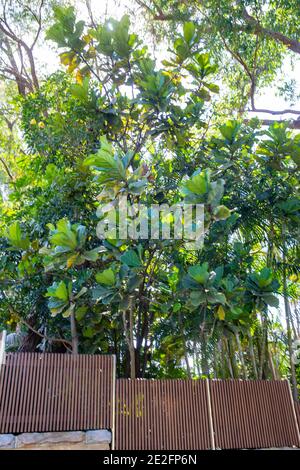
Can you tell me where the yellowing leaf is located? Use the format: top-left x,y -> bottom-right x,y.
67,253 -> 79,268
31,240 -> 39,251
217,304 -> 225,321
83,34 -> 92,44
213,205 -> 231,221
60,51 -> 75,66
76,69 -> 83,84
68,56 -> 78,73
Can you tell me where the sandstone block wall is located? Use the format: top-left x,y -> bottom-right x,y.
0,429 -> 111,450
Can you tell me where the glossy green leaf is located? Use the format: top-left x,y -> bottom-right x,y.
120,250 -> 142,268
96,268 -> 116,286
188,263 -> 209,284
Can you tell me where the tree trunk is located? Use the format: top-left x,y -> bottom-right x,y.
248,330 -> 258,379
213,342 -> 219,378
282,223 -> 298,400
179,312 -> 191,378
235,330 -> 247,379
70,309 -> 79,354
258,312 -> 268,379
200,339 -> 209,376
122,300 -> 136,379
224,337 -> 234,378
229,335 -> 238,378
129,312 -> 136,379
194,342 -> 202,377
200,326 -> 209,377
267,344 -> 277,380
218,339 -> 225,379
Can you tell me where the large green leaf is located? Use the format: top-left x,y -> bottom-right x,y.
219,120 -> 241,142
181,170 -> 210,196
50,219 -> 78,250
92,285 -> 115,301
207,292 -> 226,305
62,303 -> 75,318
75,306 -> 88,321
96,268 -> 116,286
7,222 -> 30,250
83,247 -> 103,262
262,293 -> 279,308
50,281 -> 69,301
113,15 -> 131,57
189,291 -> 206,306
183,22 -> 195,43
83,137 -> 126,181
188,263 -> 210,284
120,249 -> 142,268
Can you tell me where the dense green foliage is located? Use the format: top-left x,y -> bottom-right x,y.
0,2 -> 299,397
136,0 -> 300,119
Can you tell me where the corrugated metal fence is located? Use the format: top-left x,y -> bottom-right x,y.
210,379 -> 299,449
295,401 -> 300,429
0,352 -> 299,449
0,353 -> 115,434
115,379 -> 300,450
116,379 -> 212,450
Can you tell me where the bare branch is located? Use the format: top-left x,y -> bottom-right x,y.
249,108 -> 300,116
136,0 -> 175,20
0,156 -> 14,180
20,318 -> 73,349
244,118 -> 300,129
0,2 -> 40,93
30,0 -> 44,50
85,0 -> 97,29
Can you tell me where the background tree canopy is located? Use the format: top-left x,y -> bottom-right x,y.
0,0 -> 299,400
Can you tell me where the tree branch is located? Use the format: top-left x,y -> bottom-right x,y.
135,0 -> 175,20
0,156 -> 14,180
240,5 -> 300,55
249,108 -> 300,116
0,7 -> 40,92
20,318 -> 73,349
244,118 -> 300,129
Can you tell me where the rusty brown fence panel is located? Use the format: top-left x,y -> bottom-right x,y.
1,354 -> 299,449
115,379 -> 211,450
0,353 -> 114,434
295,402 -> 300,429
210,379 -> 300,449
116,379 -> 300,450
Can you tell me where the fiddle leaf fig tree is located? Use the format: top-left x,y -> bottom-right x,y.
0,3 -> 298,396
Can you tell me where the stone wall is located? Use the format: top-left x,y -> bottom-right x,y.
0,430 -> 111,450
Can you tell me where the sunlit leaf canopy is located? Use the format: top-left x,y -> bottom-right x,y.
0,0 -> 299,397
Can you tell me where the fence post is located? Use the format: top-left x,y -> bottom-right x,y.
111,354 -> 116,450
286,379 -> 300,447
206,379 -> 215,450
0,330 -> 6,368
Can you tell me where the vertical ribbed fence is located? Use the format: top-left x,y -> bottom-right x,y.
295,401 -> 300,430
1,354 -> 299,449
115,379 -> 300,450
0,353 -> 114,433
209,379 -> 300,449
115,379 -> 211,450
